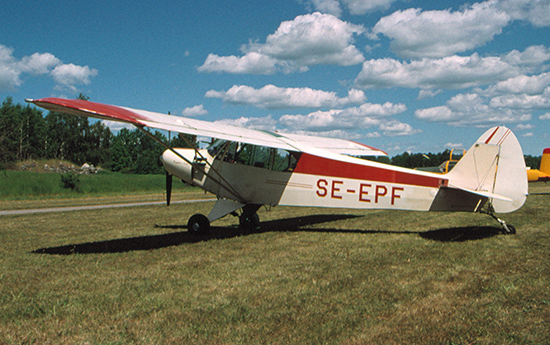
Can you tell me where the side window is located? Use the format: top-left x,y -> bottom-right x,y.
221,142 -> 301,172
252,146 -> 271,168
272,149 -> 300,172
235,144 -> 254,165
272,149 -> 290,171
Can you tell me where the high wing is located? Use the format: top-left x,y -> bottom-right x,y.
26,98 -> 386,156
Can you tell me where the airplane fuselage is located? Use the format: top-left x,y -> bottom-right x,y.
161,146 -> 459,213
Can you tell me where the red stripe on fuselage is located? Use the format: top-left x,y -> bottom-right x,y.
294,153 -> 442,188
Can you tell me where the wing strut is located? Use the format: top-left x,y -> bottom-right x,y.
136,126 -> 245,202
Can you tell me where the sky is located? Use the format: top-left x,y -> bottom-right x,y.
1,0 -> 549,156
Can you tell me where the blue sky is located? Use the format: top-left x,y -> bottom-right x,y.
1,0 -> 549,156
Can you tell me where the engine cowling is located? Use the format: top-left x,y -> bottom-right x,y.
160,148 -> 197,184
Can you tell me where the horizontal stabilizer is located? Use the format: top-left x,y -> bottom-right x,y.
447,184 -> 512,202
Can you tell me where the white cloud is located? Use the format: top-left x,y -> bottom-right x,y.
198,12 -> 365,74
198,52 -> 281,75
540,113 -> 550,120
516,123 -> 535,130
378,120 -> 421,136
205,84 -> 366,109
278,101 -> 410,135
444,142 -> 464,149
497,0 -> 550,27
303,0 -> 342,17
17,52 -> 60,75
370,2 -> 510,58
489,88 -> 550,109
415,92 -> 532,126
355,53 -> 520,89
417,89 -> 442,100
0,44 -> 97,93
181,104 -> 208,117
415,67 -> 550,127
214,115 -> 277,131
342,0 -> 398,15
303,0 -> 400,16
101,120 -> 134,132
51,64 -> 98,92
502,45 -> 550,68
484,72 -> 550,96
0,45 -> 21,91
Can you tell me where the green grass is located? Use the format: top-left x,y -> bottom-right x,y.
0,184 -> 549,344
0,170 -> 191,200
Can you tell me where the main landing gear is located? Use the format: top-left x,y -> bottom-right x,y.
187,214 -> 210,236
187,202 -> 262,236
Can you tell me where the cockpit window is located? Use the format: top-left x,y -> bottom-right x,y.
209,140 -> 300,172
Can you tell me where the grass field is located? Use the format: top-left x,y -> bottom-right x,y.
0,170 -> 192,200
0,183 -> 549,344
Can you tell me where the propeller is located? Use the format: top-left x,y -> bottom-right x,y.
166,172 -> 173,206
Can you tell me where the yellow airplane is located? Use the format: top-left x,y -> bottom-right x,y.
527,148 -> 550,182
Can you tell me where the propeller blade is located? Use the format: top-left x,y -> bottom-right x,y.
166,172 -> 173,206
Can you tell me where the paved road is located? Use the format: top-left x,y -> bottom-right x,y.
0,198 -> 215,216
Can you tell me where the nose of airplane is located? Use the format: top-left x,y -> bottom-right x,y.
160,148 -> 196,184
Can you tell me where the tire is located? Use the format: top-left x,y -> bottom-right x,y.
502,223 -> 516,235
506,224 -> 516,235
239,213 -> 260,232
188,214 -> 210,236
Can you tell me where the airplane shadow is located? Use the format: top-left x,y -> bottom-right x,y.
32,215 -> 502,255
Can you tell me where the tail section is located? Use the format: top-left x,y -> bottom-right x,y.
445,126 -> 528,213
540,148 -> 550,174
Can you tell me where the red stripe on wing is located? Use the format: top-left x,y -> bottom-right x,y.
32,98 -> 147,125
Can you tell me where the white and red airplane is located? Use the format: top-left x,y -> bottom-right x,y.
27,98 -> 528,235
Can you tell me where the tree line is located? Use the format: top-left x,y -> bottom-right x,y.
0,96 -> 195,174
0,96 -> 542,174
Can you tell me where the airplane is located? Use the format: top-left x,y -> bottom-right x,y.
415,148 -> 465,174
527,148 -> 550,182
27,97 -> 528,235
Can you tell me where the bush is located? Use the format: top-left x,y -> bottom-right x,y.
60,172 -> 80,190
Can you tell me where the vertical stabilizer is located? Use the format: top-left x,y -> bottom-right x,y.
540,148 -> 550,174
446,126 -> 528,213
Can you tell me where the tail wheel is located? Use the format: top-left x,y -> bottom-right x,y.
501,223 -> 517,235
188,214 -> 210,236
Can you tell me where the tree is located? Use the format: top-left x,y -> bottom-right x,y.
85,121 -> 112,166
19,104 -> 46,160
525,154 -> 541,169
107,128 -> 136,173
0,97 -> 21,165
44,94 -> 91,163
0,97 -> 45,167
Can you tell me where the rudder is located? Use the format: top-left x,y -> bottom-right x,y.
446,126 -> 528,213
540,148 -> 550,174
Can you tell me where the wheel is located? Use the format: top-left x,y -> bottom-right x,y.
501,223 -> 517,235
239,212 -> 260,232
188,214 -> 210,236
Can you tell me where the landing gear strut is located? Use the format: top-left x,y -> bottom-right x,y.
186,203 -> 262,236
239,204 -> 261,232
482,204 -> 516,235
